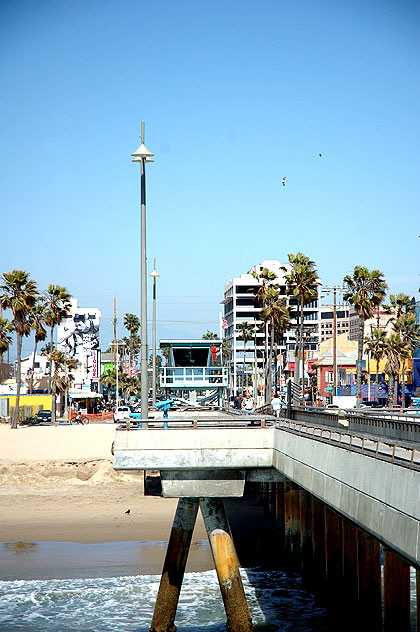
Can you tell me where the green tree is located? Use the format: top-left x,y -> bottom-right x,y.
283,253 -> 319,388
123,313 -> 141,370
393,311 -> 420,406
236,321 -> 254,389
343,266 -> 387,406
252,267 -> 278,400
28,301 -> 48,394
44,285 -> 72,393
364,327 -> 387,402
259,289 -> 291,401
202,330 -> 218,340
0,270 -> 38,428
0,317 -> 14,362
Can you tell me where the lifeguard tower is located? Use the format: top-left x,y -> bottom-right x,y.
159,339 -> 228,408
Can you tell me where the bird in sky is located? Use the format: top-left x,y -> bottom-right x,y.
282,177 -> 286,187
125,509 -> 131,514
318,153 -> 322,157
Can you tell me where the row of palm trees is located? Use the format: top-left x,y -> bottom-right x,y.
235,255 -> 419,407
0,269 -> 74,428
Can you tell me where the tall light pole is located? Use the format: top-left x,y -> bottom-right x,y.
132,122 -> 154,424
150,260 -> 159,405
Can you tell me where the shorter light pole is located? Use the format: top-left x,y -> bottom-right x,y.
150,261 -> 159,405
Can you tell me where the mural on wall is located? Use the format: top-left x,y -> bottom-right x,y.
57,303 -> 101,378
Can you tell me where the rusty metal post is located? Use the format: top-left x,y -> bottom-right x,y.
383,548 -> 411,632
311,496 -> 326,600
200,498 -> 256,632
149,497 -> 199,632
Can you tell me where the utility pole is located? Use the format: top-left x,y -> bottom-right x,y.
321,287 -> 346,398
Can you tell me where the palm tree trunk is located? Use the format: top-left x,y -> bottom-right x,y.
401,360 -> 406,408
264,321 -> 270,401
375,359 -> 379,403
30,340 -> 38,395
11,333 -> 23,429
356,317 -> 364,406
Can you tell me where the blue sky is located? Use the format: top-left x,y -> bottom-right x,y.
1,0 -> 419,359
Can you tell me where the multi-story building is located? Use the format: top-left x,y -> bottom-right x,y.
222,260 -> 320,401
319,306 -> 350,342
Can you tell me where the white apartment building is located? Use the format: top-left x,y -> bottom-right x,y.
222,260 -> 320,399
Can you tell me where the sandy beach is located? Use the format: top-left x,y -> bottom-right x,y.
0,423 -> 214,574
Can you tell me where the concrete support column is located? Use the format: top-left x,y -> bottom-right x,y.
149,497 -> 199,632
284,482 -> 301,569
383,548 -> 411,632
311,496 -> 326,600
200,498 -> 256,632
299,488 -> 313,584
356,530 -> 382,631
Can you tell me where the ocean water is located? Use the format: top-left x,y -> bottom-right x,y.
0,542 -> 328,632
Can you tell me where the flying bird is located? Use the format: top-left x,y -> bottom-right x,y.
125,509 -> 131,514
318,153 -> 322,157
282,177 -> 286,187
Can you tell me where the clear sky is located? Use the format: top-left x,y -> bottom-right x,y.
1,0 -> 419,359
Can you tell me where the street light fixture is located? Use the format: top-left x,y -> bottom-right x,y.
150,261 -> 159,405
132,122 -> 154,425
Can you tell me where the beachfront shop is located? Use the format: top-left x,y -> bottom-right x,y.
0,394 -> 54,423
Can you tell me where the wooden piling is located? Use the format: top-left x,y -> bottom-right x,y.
200,498 -> 256,632
356,530 -> 382,631
284,482 -> 301,569
149,497 -> 199,632
311,496 -> 326,600
383,548 -> 411,632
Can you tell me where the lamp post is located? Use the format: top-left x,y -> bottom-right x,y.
132,123 -> 154,425
150,260 -> 159,405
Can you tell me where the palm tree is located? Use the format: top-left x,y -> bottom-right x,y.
0,270 -> 38,428
343,266 -> 387,406
259,287 -> 291,402
100,367 -> 117,403
393,312 -> 420,406
364,327 -> 387,402
236,321 -> 254,389
202,331 -> 218,340
283,253 -> 319,388
383,334 -> 407,407
252,267 -> 279,399
49,349 -> 79,424
0,318 -> 14,362
123,313 -> 141,372
28,301 -> 48,394
44,285 -> 72,393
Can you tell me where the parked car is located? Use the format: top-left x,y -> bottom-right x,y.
35,410 -> 52,424
113,406 -> 133,423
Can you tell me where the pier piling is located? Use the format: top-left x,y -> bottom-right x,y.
200,497 -> 256,632
149,497 -> 199,632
